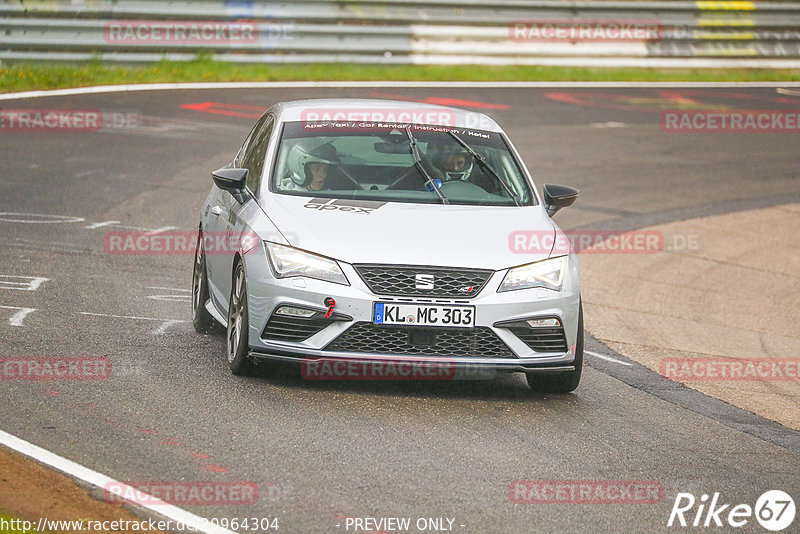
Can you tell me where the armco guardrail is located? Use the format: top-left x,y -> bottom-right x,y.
1,0 -> 799,65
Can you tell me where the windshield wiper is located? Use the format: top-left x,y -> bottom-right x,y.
447,131 -> 522,207
405,127 -> 449,205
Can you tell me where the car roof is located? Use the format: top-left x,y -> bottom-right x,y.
269,98 -> 503,132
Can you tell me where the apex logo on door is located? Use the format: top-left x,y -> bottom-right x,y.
415,274 -> 435,290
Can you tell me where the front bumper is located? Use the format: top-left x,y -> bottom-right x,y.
249,347 -> 577,375
242,241 -> 581,372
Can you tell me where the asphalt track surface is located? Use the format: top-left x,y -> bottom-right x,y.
1,85 -> 799,534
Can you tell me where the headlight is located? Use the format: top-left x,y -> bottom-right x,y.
498,256 -> 568,292
265,242 -> 348,286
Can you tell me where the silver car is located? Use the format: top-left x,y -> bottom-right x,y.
192,99 -> 583,392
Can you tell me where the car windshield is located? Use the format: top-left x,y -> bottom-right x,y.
271,121 -> 534,206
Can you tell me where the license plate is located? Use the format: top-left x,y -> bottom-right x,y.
373,302 -> 475,328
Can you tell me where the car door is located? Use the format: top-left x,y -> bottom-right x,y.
206,114 -> 275,313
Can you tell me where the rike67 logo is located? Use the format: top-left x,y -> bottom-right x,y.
668,490 -> 795,531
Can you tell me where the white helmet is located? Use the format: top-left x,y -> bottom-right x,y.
286,141 -> 340,187
427,142 -> 473,182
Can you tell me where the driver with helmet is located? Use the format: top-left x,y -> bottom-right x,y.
428,142 -> 474,182
281,141 -> 340,192
426,142 -> 496,193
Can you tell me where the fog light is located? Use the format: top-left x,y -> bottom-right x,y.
274,306 -> 317,318
525,317 -> 561,328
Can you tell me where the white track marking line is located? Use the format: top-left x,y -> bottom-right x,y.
586,350 -> 634,367
146,286 -> 191,292
0,429 -> 236,534
80,312 -> 186,334
150,319 -> 184,335
0,212 -> 85,224
79,312 -> 185,322
110,224 -> 168,232
84,220 -> 121,229
590,121 -> 627,128
75,169 -> 104,178
12,238 -> 88,254
0,306 -> 36,327
0,276 -> 50,291
109,225 -> 147,231
2,81 -> 800,102
144,226 -> 178,235
147,295 -> 192,303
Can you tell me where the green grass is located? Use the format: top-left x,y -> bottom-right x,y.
1,56 -> 799,92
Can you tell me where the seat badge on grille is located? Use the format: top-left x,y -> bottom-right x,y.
414,274 -> 435,290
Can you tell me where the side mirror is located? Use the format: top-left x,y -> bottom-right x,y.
543,184 -> 579,217
212,167 -> 248,190
212,168 -> 249,203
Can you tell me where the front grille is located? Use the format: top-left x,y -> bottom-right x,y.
507,326 -> 568,353
325,322 -> 515,358
353,264 -> 493,299
262,314 -> 334,343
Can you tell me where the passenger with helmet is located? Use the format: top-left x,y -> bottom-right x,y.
282,141 -> 341,191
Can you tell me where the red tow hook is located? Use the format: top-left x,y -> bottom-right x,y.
324,297 -> 336,318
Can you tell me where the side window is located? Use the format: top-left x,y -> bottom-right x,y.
236,114 -> 267,167
243,116 -> 274,195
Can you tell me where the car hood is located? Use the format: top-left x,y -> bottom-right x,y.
262,195 -> 557,270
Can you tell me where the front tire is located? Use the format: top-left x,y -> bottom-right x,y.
526,302 -> 583,393
227,261 -> 256,376
192,231 -> 216,334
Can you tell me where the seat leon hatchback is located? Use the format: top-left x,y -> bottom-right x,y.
192,99 -> 583,392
